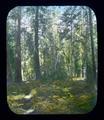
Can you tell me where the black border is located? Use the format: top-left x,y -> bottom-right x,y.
0,0 -> 104,120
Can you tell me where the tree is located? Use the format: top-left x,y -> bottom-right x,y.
7,46 -> 13,84
89,8 -> 96,82
34,6 -> 41,80
7,6 -> 97,82
7,19 -> 13,83
15,7 -> 22,82
60,6 -> 82,79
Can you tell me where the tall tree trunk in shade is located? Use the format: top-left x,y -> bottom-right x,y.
7,22 -> 13,83
89,8 -> 96,82
15,7 -> 22,82
34,6 -> 41,80
7,50 -> 13,84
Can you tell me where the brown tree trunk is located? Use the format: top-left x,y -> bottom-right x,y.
89,8 -> 96,82
7,55 -> 13,84
34,6 -> 41,80
7,23 -> 13,84
15,7 -> 22,82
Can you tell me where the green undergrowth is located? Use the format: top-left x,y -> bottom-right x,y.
7,79 -> 97,114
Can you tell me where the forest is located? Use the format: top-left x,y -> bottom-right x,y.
7,6 -> 97,114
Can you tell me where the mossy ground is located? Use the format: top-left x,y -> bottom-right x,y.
7,79 -> 97,114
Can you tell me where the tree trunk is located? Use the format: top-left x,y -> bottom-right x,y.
7,23 -> 13,84
89,8 -> 96,82
34,7 -> 41,80
7,54 -> 13,84
15,7 -> 22,82
70,18 -> 73,79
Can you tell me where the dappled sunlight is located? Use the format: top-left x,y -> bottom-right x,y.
72,77 -> 85,81
8,94 -> 25,101
7,80 -> 97,114
7,6 -> 97,114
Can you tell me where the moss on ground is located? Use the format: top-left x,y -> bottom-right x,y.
7,79 -> 97,114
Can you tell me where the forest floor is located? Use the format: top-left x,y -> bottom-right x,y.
7,78 -> 97,114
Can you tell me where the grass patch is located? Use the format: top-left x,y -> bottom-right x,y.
7,79 -> 97,114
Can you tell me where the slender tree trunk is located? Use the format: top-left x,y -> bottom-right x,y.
15,7 -> 22,82
85,10 -> 91,82
34,6 -> 41,80
89,8 -> 96,81
7,52 -> 13,84
70,18 -> 73,79
7,23 -> 13,84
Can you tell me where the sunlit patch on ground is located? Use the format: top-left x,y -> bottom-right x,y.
7,79 -> 97,114
72,77 -> 85,81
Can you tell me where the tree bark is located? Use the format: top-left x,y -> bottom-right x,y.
7,22 -> 13,83
7,54 -> 13,84
89,8 -> 96,81
34,7 -> 41,80
15,7 -> 22,82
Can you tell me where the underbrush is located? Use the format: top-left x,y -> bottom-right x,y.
7,79 -> 97,114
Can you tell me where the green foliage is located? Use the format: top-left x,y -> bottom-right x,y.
7,79 -> 97,114
7,6 -> 97,114
7,6 -> 97,82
